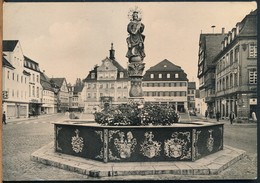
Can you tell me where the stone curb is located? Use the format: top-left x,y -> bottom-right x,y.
31,142 -> 246,178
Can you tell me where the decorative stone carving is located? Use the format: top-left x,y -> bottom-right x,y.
56,127 -> 62,151
128,62 -> 145,76
140,132 -> 161,158
207,129 -> 214,152
192,129 -> 201,161
95,130 -> 103,142
164,132 -> 191,159
129,77 -> 143,97
114,131 -> 137,159
71,129 -> 84,153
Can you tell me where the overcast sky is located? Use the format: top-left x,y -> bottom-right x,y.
3,2 -> 257,85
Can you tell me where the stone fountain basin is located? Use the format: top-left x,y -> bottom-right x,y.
53,121 -> 223,163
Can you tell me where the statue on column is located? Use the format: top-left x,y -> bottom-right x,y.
126,9 -> 146,62
126,7 -> 146,99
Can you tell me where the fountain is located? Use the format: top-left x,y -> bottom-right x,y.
52,7 -> 224,163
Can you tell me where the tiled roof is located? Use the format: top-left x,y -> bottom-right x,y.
200,34 -> 227,69
188,82 -> 196,89
2,56 -> 15,69
24,56 -> 41,72
40,72 -> 53,91
238,9 -> 257,36
143,59 -> 188,81
74,84 -> 84,93
146,59 -> 183,72
3,40 -> 18,52
50,78 -> 65,88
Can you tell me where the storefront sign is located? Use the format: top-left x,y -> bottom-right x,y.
249,98 -> 257,105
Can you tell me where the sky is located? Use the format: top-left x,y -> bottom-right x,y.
3,2 -> 257,86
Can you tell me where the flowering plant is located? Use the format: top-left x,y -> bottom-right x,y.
94,103 -> 179,126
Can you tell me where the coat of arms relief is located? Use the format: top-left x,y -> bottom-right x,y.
140,131 -> 162,158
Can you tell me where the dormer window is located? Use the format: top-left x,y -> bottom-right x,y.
150,74 -> 154,78
167,73 -> 170,78
159,74 -> 162,78
164,65 -> 167,68
91,73 -> 95,79
175,73 -> 179,78
120,72 -> 124,78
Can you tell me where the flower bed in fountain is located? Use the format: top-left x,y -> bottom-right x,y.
53,104 -> 224,163
94,103 -> 180,126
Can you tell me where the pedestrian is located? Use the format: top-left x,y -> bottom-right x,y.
205,110 -> 208,119
216,111 -> 221,122
252,111 -> 257,122
2,111 -> 7,125
229,111 -> 236,124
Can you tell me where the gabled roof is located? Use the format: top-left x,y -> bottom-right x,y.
40,72 -> 53,91
74,84 -> 84,93
238,9 -> 257,36
3,40 -> 19,52
50,78 -> 66,88
2,56 -> 15,69
199,33 -> 227,68
146,59 -> 183,72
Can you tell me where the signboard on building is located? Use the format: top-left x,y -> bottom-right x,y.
2,91 -> 8,99
249,98 -> 257,105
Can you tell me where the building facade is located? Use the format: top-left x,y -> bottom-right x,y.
2,40 -> 30,119
214,10 -> 257,120
50,78 -> 69,113
142,59 -> 188,112
24,56 -> 43,116
83,44 -> 129,113
187,82 -> 196,111
40,71 -> 55,114
197,31 -> 227,117
68,78 -> 84,112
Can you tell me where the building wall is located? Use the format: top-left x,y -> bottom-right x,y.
25,67 -> 42,115
215,36 -> 257,120
2,42 -> 30,118
41,89 -> 55,114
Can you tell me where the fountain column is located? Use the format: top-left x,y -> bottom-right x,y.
126,8 -> 146,105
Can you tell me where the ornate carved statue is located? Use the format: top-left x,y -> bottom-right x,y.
126,10 -> 146,62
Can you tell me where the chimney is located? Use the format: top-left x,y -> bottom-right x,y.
109,43 -> 115,60
222,27 -> 225,34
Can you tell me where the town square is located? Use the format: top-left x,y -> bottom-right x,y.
2,1 -> 258,181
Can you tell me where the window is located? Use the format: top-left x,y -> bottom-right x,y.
33,74 -> 35,82
7,71 -> 10,79
150,74 -> 154,78
13,73 -> 15,80
249,43 -> 257,58
93,84 -> 96,89
159,74 -> 162,78
25,77 -> 27,83
17,74 -> 19,82
167,73 -> 170,78
87,93 -> 91,98
17,90 -> 19,98
94,93 -> 97,98
230,50 -> 234,65
120,72 -> 124,78
249,69 -> 257,84
235,47 -> 239,62
175,73 -> 179,78
21,76 -> 23,83
32,86 -> 35,97
88,84 -> 91,89
91,73 -> 95,79
29,85 -> 31,97
37,87 -> 39,98
37,75 -> 39,82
